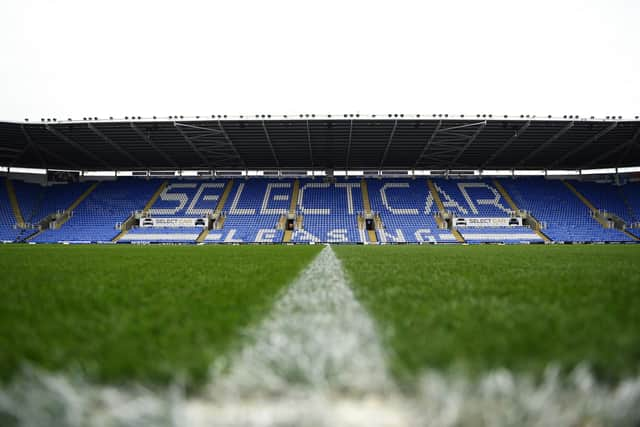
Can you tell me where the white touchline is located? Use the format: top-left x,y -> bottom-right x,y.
205,245 -> 395,395
185,244 -> 410,426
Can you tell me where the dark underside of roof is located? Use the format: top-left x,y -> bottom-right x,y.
1,119 -> 639,171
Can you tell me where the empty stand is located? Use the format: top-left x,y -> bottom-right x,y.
368,179 -> 456,243
572,181 -> 639,240
33,179 -> 160,243
120,180 -> 229,244
205,180 -> 288,243
620,182 -> 640,238
1,176 -> 638,245
0,179 -> 23,242
290,179 -> 365,243
500,178 -> 634,243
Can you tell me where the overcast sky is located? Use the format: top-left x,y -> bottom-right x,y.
1,0 -> 638,122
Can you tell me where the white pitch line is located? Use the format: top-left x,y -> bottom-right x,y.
185,245 -> 409,426
205,245 -> 395,395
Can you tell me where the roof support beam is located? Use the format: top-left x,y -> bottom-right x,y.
306,120 -> 314,168
378,120 -> 398,169
173,123 -> 212,168
448,121 -> 486,167
46,124 -> 112,169
261,121 -> 280,169
130,123 -> 179,168
482,121 -> 530,168
173,122 -> 224,135
549,122 -> 618,168
584,126 -> 640,168
88,123 -> 144,168
345,120 -> 353,170
11,124 -> 46,168
414,120 -> 442,168
217,121 -> 246,169
517,121 -> 574,166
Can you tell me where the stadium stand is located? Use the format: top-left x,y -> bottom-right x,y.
431,179 -> 513,218
207,180 -> 287,243
367,179 -> 456,243
500,178 -> 634,243
573,181 -> 633,223
13,181 -> 93,237
147,181 -> 228,217
572,181 -> 640,240
118,180 -> 228,244
430,179 -> 542,243
32,179 -> 160,243
0,175 -> 638,245
0,179 -> 23,242
290,179 -> 365,243
620,182 -> 640,237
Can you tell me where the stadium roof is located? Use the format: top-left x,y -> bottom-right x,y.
1,117 -> 639,172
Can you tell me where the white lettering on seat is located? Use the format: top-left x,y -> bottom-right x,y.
435,183 -> 468,215
256,229 -> 278,242
378,229 -> 406,243
424,192 -> 435,214
298,183 -> 330,215
224,229 -> 243,242
228,183 -> 256,215
335,183 -> 360,214
414,229 -> 436,243
292,229 -> 320,242
327,229 -> 348,242
380,183 -> 418,215
186,183 -> 224,216
149,183 -> 197,215
457,183 -> 510,215
260,183 -> 291,215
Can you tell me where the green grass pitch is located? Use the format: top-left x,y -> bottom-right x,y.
335,245 -> 640,385
0,245 -> 321,385
1,244 -> 639,388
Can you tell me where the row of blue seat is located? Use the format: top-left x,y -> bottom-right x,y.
1,177 -> 638,244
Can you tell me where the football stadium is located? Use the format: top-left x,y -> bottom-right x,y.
1,115 -> 640,426
2,1 -> 640,426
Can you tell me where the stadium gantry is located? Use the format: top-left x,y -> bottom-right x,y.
1,116 -> 639,245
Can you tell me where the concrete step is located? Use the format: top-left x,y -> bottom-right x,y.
427,179 -> 465,243
5,179 -> 25,228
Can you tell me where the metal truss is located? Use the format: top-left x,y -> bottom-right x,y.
414,121 -> 486,169
173,122 -> 245,169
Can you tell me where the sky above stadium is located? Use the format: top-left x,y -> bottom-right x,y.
1,0 -> 638,122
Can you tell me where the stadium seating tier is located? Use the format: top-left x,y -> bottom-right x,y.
0,177 -> 638,244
